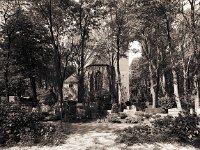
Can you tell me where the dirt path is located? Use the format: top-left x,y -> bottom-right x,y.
5,122 -> 199,150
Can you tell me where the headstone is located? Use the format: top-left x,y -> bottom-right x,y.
107,110 -> 111,114
195,108 -> 200,115
123,105 -> 137,117
168,108 -> 181,117
9,96 -> 16,103
41,104 -> 50,113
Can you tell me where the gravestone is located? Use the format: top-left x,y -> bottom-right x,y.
123,105 -> 137,117
168,108 -> 181,117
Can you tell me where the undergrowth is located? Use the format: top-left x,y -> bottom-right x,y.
115,112 -> 200,147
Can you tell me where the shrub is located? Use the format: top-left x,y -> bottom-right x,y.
135,111 -> 144,116
119,112 -> 127,119
107,114 -> 121,123
0,102 -> 66,147
152,112 -> 200,143
158,97 -> 176,110
172,113 -> 200,142
143,113 -> 152,119
37,89 -> 58,107
111,103 -> 119,113
115,125 -> 152,145
115,112 -> 200,147
125,116 -> 143,124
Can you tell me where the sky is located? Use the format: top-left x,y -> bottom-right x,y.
128,41 -> 142,66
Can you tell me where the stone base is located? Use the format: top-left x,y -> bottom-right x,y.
195,108 -> 200,115
107,110 -> 112,115
145,108 -> 165,114
123,109 -> 136,117
168,108 -> 182,117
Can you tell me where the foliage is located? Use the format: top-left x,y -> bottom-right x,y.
0,102 -> 66,147
134,111 -> 145,116
115,113 -> 200,147
119,112 -> 128,119
107,114 -> 121,123
111,103 -> 119,113
158,97 -> 176,110
125,116 -> 143,124
115,125 -> 153,145
143,113 -> 153,119
37,89 -> 58,107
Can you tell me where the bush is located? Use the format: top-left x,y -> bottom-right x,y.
143,113 -> 152,119
135,111 -> 145,116
125,116 -> 143,124
115,125 -> 153,145
111,103 -> 119,113
107,114 -> 121,123
115,112 -> 200,147
0,102 -> 66,147
171,113 -> 199,142
152,112 -> 200,143
119,112 -> 127,119
158,97 -> 176,110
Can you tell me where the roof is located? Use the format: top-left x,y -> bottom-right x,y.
64,74 -> 78,83
86,54 -> 110,67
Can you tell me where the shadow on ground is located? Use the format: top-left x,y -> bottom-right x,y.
67,122 -> 132,135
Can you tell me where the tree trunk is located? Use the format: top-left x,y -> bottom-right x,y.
160,73 -> 167,97
155,68 -> 160,105
149,63 -> 156,108
194,75 -> 199,112
189,0 -> 199,113
164,13 -> 182,110
116,32 -> 123,111
48,0 -> 64,125
78,1 -> 87,104
5,34 -> 12,102
29,76 -> 37,101
183,69 -> 188,96
172,69 -> 182,110
4,68 -> 9,102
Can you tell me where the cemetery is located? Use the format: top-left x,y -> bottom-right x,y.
1,0 -> 200,150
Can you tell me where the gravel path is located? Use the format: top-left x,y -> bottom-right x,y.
3,122 -> 199,150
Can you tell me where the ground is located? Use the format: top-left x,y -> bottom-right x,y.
4,122 -> 199,150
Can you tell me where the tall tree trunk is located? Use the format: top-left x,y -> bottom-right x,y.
29,76 -> 37,101
5,31 -> 12,102
155,68 -> 160,106
78,0 -> 87,104
189,0 -> 199,113
116,47 -> 121,104
48,0 -> 64,125
149,63 -> 156,108
160,73 -> 167,97
172,69 -> 182,109
183,69 -> 188,96
165,13 -> 182,110
4,67 -> 9,102
114,22 -> 121,105
194,76 -> 199,112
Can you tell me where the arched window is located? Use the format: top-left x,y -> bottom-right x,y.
95,71 -> 103,91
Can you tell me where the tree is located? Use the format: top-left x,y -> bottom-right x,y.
3,8 -> 53,101
102,0 -> 131,104
0,0 -> 19,102
131,0 -> 184,109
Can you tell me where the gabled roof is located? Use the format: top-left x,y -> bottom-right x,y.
64,74 -> 78,83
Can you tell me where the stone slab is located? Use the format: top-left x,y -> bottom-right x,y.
123,109 -> 136,117
168,108 -> 182,117
195,108 -> 200,115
